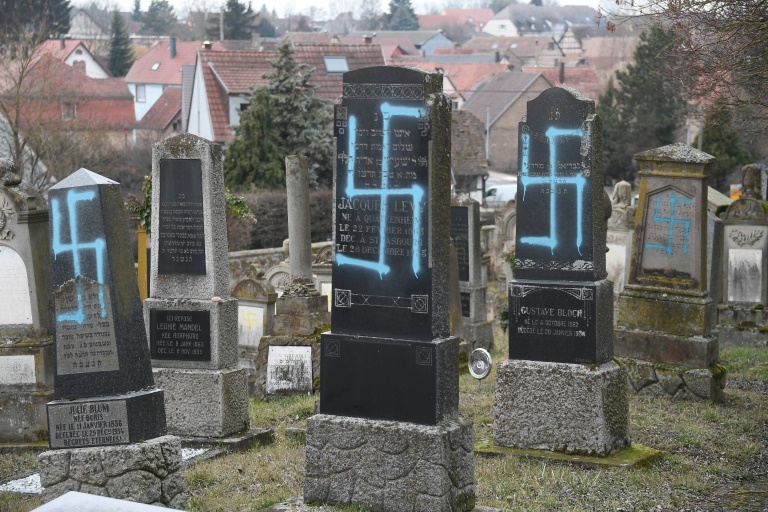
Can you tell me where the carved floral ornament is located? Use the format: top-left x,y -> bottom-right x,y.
729,229 -> 765,247
0,196 -> 15,240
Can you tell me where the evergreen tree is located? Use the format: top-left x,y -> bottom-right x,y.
132,0 -> 142,22
224,88 -> 284,190
265,38 -> 333,186
385,0 -> 418,30
0,0 -> 71,42
140,0 -> 177,35
694,99 -> 754,190
108,10 -> 134,77
208,0 -> 256,41
597,26 -> 688,182
531,0 -> 543,5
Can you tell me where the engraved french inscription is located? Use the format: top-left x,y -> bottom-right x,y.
49,399 -> 129,449
150,309 -> 211,361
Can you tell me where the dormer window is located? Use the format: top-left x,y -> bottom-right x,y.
323,56 -> 348,74
151,62 -> 161,71
74,49 -> 83,55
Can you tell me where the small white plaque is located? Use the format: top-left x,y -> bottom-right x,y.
266,346 -> 312,394
238,304 -> 265,348
0,247 -> 33,326
0,355 -> 36,385
606,243 -> 628,294
728,249 -> 763,303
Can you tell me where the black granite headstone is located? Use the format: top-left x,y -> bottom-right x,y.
157,159 -> 206,275
460,292 -> 471,318
149,309 -> 211,361
451,206 -> 470,282
508,87 -> 611,364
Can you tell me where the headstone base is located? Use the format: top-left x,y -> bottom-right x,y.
493,359 -> 630,456
717,305 -> 768,348
249,334 -> 320,399
617,286 -> 713,338
459,320 -> 494,351
46,389 -> 166,449
272,294 -> 330,336
304,414 -> 475,512
0,389 -> 53,443
153,366 -> 249,438
38,435 -> 187,508
614,327 -> 718,368
177,427 -> 275,452
620,357 -> 725,402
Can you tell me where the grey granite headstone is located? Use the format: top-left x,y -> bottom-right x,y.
0,172 -> 54,443
144,134 -> 249,438
494,87 -> 629,456
306,66 -> 475,512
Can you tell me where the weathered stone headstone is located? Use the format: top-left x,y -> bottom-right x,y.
451,195 -> 493,350
312,244 -> 333,312
232,279 -> 276,396
717,164 -> 768,347
494,87 -> 629,456
38,169 -> 184,507
144,133 -> 250,439
606,180 -> 635,295
305,66 -> 474,511
285,155 -> 313,280
616,143 -> 724,401
0,168 -> 54,444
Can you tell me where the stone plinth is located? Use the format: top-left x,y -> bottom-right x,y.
304,414 -> 475,512
38,435 -> 187,508
717,306 -> 768,348
152,367 -> 249,438
493,360 -> 630,456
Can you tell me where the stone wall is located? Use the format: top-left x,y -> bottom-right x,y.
621,358 -> 726,401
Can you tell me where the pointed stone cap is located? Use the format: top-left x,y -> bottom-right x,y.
50,168 -> 118,190
634,143 -> 715,177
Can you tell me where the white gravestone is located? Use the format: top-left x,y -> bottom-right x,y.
728,248 -> 763,303
266,346 -> 312,394
0,355 -> 36,385
0,246 -> 33,325
238,304 -> 266,348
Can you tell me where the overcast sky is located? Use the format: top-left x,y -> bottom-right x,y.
86,0 -> 608,22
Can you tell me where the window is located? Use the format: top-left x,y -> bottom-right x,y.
61,102 -> 76,120
136,84 -> 145,102
74,49 -> 83,55
151,62 -> 161,71
323,56 -> 349,74
239,103 -> 250,111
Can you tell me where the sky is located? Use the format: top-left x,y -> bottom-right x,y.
92,0 -> 607,22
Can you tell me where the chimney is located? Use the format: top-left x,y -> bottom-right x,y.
203,40 -> 212,50
363,34 -> 372,44
170,36 -> 177,59
559,61 -> 565,84
60,38 -> 65,50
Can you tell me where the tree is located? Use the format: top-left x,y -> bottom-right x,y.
132,0 -> 142,21
358,0 -> 383,31
489,0 -> 517,14
694,99 -> 754,190
386,0 -> 418,30
207,0 -> 256,40
140,0 -> 177,35
224,89 -> 283,189
265,39 -> 333,186
604,1 -> 768,133
108,10 -> 134,77
597,26 -> 688,182
0,0 -> 71,41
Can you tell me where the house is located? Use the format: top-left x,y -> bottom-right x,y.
393,61 -> 508,108
37,39 -> 111,79
461,71 -> 552,173
442,9 -> 495,32
483,4 -> 598,38
126,38 -> 224,121
187,43 -> 385,143
463,36 -> 565,68
451,109 -> 488,197
66,8 -> 142,57
346,30 -> 454,56
521,65 -> 602,101
136,86 -> 182,143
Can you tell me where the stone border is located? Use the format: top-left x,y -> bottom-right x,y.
620,357 -> 726,402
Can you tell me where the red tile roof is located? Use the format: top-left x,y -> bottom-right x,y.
38,39 -> 90,62
442,9 -> 495,26
126,40 -> 225,85
340,36 -> 419,56
418,14 -> 459,30
200,49 -> 276,94
293,44 -> 385,100
138,86 -> 181,130
521,65 -> 602,101
392,61 -> 508,99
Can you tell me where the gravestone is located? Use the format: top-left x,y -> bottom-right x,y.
451,194 -> 493,350
232,278 -> 277,396
615,143 -> 724,401
143,133 -> 250,439
606,181 -> 635,295
37,169 -> 184,507
305,66 -> 475,512
494,87 -> 630,456
312,244 -> 333,312
717,164 -> 768,348
0,167 -> 54,444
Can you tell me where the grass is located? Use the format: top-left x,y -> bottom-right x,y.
1,329 -> 766,511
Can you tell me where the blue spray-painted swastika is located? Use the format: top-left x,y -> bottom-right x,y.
51,190 -> 107,324
519,127 -> 586,254
336,102 -> 426,279
644,193 -> 692,255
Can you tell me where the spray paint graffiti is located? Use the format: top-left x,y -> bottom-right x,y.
519,126 -> 587,255
336,102 -> 427,278
51,189 -> 107,324
644,193 -> 692,255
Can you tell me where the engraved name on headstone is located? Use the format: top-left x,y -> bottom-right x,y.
48,400 -> 129,449
0,355 -> 36,385
150,309 -> 211,361
158,159 -> 206,275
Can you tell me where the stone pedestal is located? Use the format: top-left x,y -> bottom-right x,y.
38,435 -> 187,508
305,414 -> 475,512
493,360 -> 630,456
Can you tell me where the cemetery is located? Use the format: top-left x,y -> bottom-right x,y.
1,3 -> 768,509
